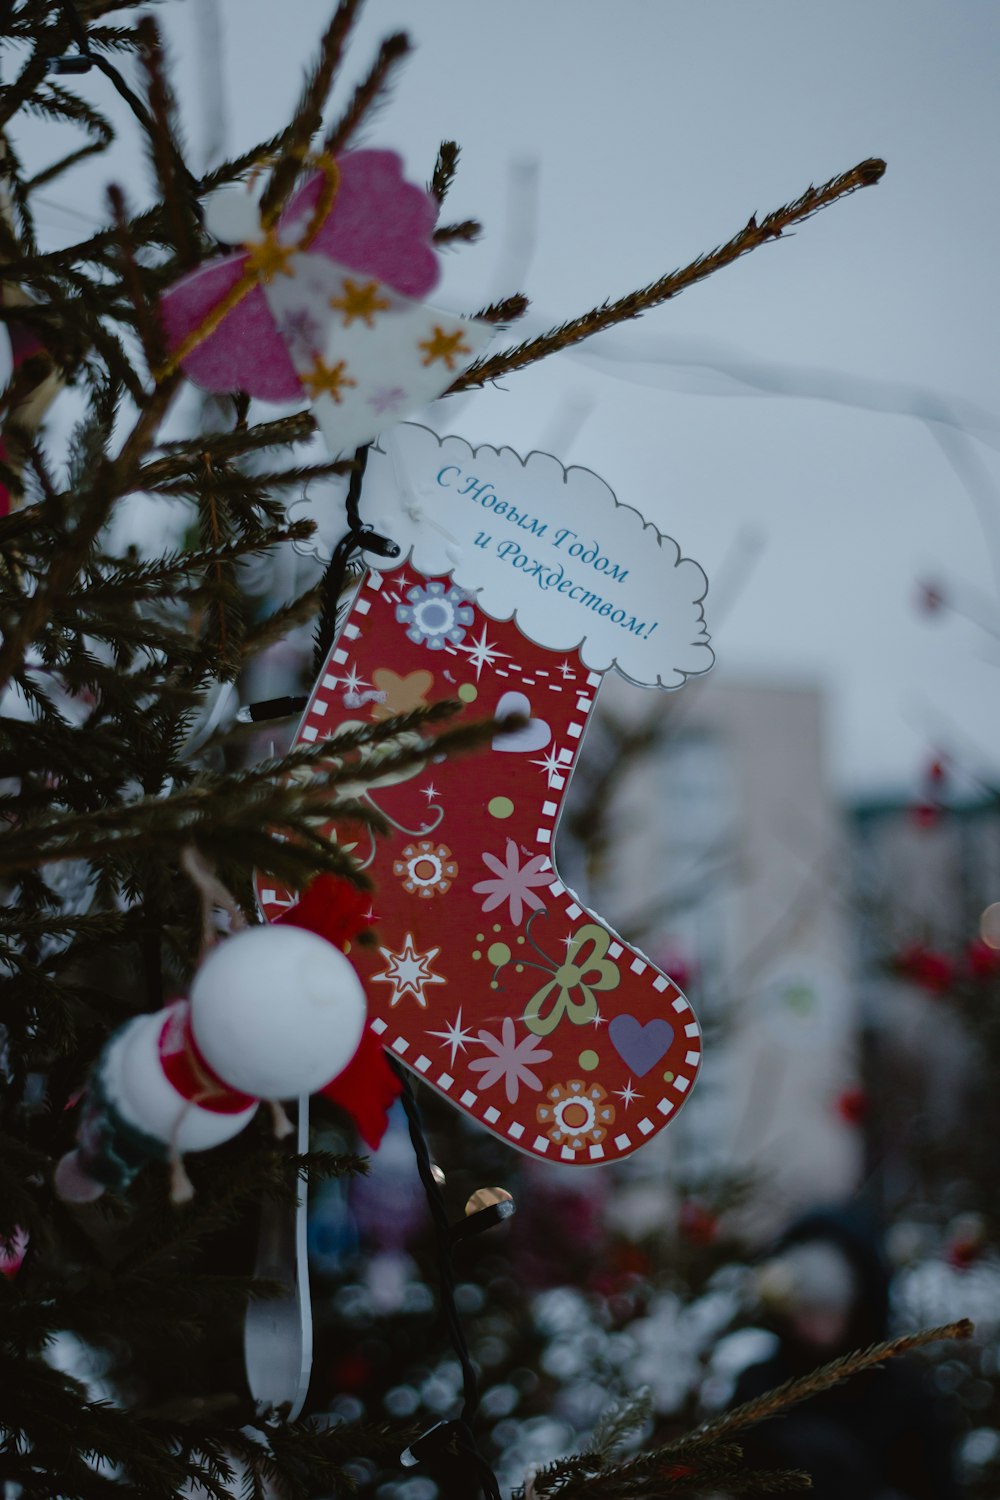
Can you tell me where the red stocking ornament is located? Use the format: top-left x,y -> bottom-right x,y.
259,573 -> 707,1165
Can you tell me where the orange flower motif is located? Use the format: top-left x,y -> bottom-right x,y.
301,355 -> 356,403
370,667 -> 433,720
393,840 -> 457,898
418,324 -> 471,370
536,1080 -> 615,1150
329,276 -> 390,328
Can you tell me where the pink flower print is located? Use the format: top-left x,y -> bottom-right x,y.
468,1018 -> 552,1103
278,306 -> 323,359
367,385 -> 407,414
473,838 -> 553,926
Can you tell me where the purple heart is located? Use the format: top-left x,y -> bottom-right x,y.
608,1015 -> 674,1077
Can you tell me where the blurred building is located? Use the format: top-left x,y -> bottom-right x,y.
558,674 -> 864,1240
848,792 -> 1000,1221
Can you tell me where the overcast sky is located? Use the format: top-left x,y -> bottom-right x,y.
19,1 -> 1000,795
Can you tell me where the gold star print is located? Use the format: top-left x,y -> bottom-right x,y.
301,356 -> 357,404
418,324 -> 472,370
329,277 -> 390,328
242,228 -> 296,284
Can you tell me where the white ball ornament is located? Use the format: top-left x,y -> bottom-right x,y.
53,1002 -> 258,1204
115,1009 -> 258,1149
190,925 -> 367,1099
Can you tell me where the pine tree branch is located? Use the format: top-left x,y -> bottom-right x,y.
0,371 -> 183,700
665,1318 -> 973,1461
0,703 -> 518,880
429,139 -> 460,205
107,182 -> 164,370
434,217 -> 482,245
134,15 -> 199,266
474,292 -> 531,326
323,31 -> 411,155
259,0 -> 365,225
449,157 -> 887,391
21,80 -> 114,189
145,460 -> 345,500
240,586 -> 322,660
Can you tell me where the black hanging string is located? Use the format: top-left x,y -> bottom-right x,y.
311,450 -> 491,1492
51,0 -> 201,201
312,444 -> 400,676
390,1057 -> 503,1500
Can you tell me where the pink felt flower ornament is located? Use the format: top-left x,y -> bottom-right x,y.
159,151 -> 491,455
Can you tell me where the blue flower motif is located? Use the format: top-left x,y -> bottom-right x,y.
395,581 -> 474,650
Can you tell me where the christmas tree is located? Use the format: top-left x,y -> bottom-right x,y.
0,3 -> 965,1496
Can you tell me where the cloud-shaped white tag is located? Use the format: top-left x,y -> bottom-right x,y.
357,425 -> 712,689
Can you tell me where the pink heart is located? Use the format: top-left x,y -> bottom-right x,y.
493,692 -> 551,754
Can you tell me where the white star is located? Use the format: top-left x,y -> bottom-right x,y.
339,664 -> 370,695
428,1007 -> 476,1065
531,745 -> 565,786
421,782 -> 439,802
591,1010 -> 608,1027
615,1079 -> 641,1107
561,932 -> 577,949
557,659 -> 576,679
371,933 -> 446,1008
394,571 -> 411,594
458,624 -> 509,680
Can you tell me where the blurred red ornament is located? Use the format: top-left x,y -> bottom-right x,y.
945,1214 -> 986,1271
275,872 -> 373,950
0,1226 -> 28,1279
965,939 -> 1000,981
910,757 -> 949,829
278,873 -> 403,1148
917,581 -> 945,614
910,802 -> 941,830
329,1352 -> 372,1391
835,1086 -> 868,1125
653,945 -> 695,994
610,1242 -> 653,1279
927,758 -> 947,788
893,944 -> 955,995
678,1199 -> 718,1246
946,1238 -> 981,1271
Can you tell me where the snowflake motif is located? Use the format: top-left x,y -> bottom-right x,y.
472,838 -> 553,925
395,581 -> 474,651
468,1017 -> 552,1104
393,840 -> 457,898
536,1080 -> 616,1150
